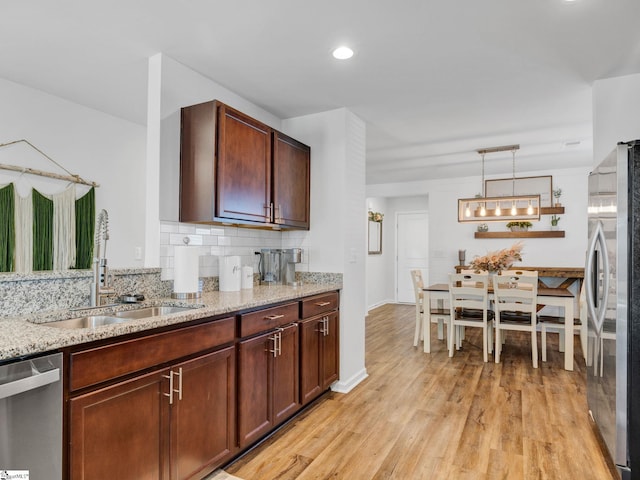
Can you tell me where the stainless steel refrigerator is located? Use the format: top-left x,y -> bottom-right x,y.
586,140 -> 640,479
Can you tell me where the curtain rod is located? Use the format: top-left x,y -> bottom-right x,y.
0,139 -> 99,187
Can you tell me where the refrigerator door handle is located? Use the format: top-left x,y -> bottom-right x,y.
585,220 -> 610,335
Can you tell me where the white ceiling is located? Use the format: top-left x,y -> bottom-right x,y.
2,0 -> 640,184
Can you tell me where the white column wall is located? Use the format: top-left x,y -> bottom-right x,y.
593,73 -> 640,164
283,108 -> 368,394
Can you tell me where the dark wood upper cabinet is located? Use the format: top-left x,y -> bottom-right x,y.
273,131 -> 310,229
179,100 -> 310,230
179,100 -> 218,223
217,103 -> 272,223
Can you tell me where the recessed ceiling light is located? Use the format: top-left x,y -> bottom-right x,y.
332,46 -> 354,60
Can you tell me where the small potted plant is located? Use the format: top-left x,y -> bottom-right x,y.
506,221 -> 533,232
551,214 -> 561,230
553,188 -> 562,207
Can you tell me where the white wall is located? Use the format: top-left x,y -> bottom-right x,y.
365,195 -> 429,309
365,197 -> 390,309
283,109 -> 368,394
593,72 -> 640,164
367,166 -> 590,289
0,77 -> 147,269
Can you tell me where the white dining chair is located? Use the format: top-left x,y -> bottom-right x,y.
448,272 -> 492,362
539,281 -> 588,363
410,270 -> 449,352
493,271 -> 539,368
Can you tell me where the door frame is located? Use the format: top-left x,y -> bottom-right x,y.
395,209 -> 429,303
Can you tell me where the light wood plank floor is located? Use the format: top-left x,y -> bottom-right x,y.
225,303 -> 616,480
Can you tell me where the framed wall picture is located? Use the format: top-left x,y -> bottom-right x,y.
368,220 -> 382,254
485,175 -> 553,207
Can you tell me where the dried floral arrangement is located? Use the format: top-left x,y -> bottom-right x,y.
368,211 -> 384,222
469,242 -> 524,273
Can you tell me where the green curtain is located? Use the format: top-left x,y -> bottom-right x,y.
32,189 -> 53,271
0,183 -> 15,272
75,187 -> 95,269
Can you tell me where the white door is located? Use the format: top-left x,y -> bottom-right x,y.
396,211 -> 428,303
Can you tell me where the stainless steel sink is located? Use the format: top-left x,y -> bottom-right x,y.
44,315 -> 127,329
114,306 -> 194,320
42,306 -> 197,329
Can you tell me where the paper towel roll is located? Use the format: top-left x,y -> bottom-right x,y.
219,256 -> 241,292
174,246 -> 200,294
242,266 -> 254,289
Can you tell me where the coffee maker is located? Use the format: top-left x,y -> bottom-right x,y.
282,248 -> 303,286
256,248 -> 303,285
257,249 -> 282,285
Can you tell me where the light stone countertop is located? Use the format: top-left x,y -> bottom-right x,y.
0,283 -> 341,361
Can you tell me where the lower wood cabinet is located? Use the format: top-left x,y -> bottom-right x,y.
65,292 -> 339,479
69,346 -> 235,480
299,310 -> 339,405
237,323 -> 299,449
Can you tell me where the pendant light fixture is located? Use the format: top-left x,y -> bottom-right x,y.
457,144 -> 541,223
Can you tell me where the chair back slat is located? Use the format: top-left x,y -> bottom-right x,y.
410,269 -> 424,304
493,273 -> 538,317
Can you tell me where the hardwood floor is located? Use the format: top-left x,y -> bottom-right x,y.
225,303 -> 616,479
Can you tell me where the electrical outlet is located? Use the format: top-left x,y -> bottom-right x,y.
134,246 -> 143,260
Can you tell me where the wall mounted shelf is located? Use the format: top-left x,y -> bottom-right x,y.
474,231 -> 565,239
541,206 -> 564,215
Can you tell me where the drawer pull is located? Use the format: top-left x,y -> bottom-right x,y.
315,301 -> 331,307
265,314 -> 285,321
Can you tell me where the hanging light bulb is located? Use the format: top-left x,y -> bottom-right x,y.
457,144 -> 540,222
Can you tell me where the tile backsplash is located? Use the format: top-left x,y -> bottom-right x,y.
160,221 -> 309,281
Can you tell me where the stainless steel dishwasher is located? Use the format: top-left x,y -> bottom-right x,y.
0,352 -> 62,479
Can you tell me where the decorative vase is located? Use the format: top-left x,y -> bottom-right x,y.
510,226 -> 528,232
477,223 -> 489,232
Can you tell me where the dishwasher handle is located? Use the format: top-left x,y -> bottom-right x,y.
0,367 -> 60,400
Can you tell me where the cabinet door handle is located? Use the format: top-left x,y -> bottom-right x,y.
315,301 -> 331,307
277,331 -> 282,356
274,204 -> 282,223
269,332 -> 278,357
269,330 -> 283,357
317,317 -> 328,336
265,314 -> 285,321
163,372 -> 174,404
175,367 -> 183,401
263,203 -> 272,222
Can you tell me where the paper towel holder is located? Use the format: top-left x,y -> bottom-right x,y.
171,237 -> 202,299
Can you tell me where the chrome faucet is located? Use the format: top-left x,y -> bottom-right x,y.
90,209 -> 116,306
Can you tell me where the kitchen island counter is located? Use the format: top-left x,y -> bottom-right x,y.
0,282 -> 341,361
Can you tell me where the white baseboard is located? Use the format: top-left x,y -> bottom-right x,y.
367,299 -> 394,312
331,368 -> 368,394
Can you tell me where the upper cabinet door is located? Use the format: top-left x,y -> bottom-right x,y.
180,100 -> 218,223
273,131 -> 310,229
217,104 -> 272,223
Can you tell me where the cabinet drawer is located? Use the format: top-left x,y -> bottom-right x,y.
240,302 -> 299,338
70,317 -> 235,391
301,292 -> 339,319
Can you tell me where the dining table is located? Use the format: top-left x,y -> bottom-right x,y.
423,283 -> 576,371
